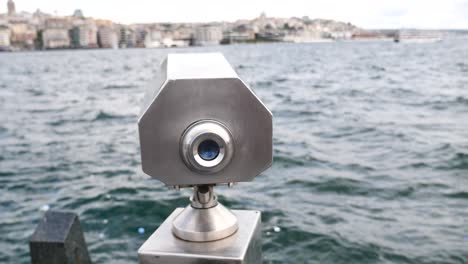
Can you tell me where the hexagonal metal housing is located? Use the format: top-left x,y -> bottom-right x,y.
138,53 -> 272,186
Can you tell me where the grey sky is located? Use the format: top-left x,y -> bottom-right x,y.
3,0 -> 468,29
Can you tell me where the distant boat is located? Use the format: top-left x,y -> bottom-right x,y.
394,29 -> 443,43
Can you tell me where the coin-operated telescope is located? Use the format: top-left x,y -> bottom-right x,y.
137,53 -> 272,264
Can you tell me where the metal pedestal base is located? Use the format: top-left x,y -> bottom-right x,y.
138,208 -> 262,264
172,203 -> 238,242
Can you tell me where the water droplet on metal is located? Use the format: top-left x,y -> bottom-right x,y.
273,226 -> 281,232
138,227 -> 145,234
102,219 -> 108,224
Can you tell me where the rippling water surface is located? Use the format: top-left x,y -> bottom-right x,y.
1,41 -> 468,263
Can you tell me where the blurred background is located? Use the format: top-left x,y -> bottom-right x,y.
1,1 -> 468,263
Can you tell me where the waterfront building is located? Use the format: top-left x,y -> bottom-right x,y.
394,29 -> 444,43
134,27 -> 147,48
156,27 -> 190,47
351,30 -> 396,42
329,31 -> 352,40
7,0 -> 15,16
251,14 -> 288,42
222,24 -> 255,43
252,12 -> 282,35
161,37 -> 189,48
98,25 -> 118,49
71,19 -> 97,48
0,24 -> 10,50
32,9 -> 51,31
9,19 -> 36,49
194,25 -> 222,45
144,28 -> 162,48
171,24 -> 194,41
283,30 -> 329,43
42,18 -> 70,49
351,30 -> 386,41
0,10 -> 372,51
70,26 -> 81,48
118,26 -> 136,48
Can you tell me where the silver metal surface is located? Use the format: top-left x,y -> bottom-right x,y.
190,185 -> 218,209
172,203 -> 238,242
181,120 -> 234,174
137,53 -> 269,262
138,208 -> 262,264
172,185 -> 238,242
138,53 -> 272,186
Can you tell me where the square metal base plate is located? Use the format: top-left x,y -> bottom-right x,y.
138,208 -> 262,264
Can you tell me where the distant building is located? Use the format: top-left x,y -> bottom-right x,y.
42,18 -> 70,49
394,29 -> 444,43
283,30 -> 327,43
329,31 -> 352,40
194,25 -> 222,45
32,9 -> 51,31
161,37 -> 189,48
70,26 -> 81,48
144,28 -> 162,48
72,9 -> 84,18
119,27 -> 135,48
0,11 -> 371,51
9,20 -> 36,49
71,19 -> 97,48
7,0 -> 16,16
134,27 -> 147,48
351,31 -> 384,40
0,24 -> 10,50
98,25 -> 118,49
172,24 -> 194,41
222,24 -> 255,43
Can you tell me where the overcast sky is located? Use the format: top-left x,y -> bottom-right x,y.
2,0 -> 468,29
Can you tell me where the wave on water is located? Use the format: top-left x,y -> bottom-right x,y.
103,84 -> 137,90
93,110 -> 135,121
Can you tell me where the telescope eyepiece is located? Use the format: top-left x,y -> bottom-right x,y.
180,120 -> 234,174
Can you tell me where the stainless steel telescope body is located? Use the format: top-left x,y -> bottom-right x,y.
137,53 -> 272,264
138,53 -> 272,187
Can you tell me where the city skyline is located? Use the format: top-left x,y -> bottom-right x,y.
1,0 -> 468,29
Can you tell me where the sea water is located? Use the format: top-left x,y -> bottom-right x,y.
1,41 -> 468,263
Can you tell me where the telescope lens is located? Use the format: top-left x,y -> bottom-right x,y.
181,120 -> 233,173
198,139 -> 220,161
